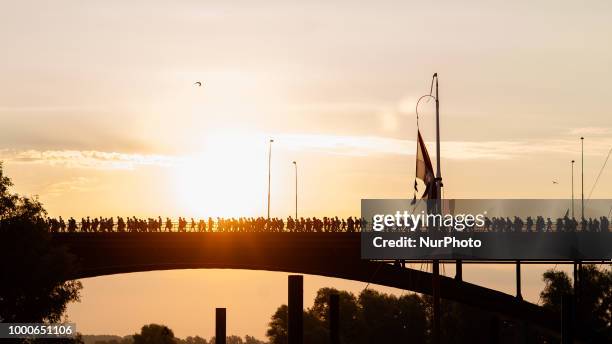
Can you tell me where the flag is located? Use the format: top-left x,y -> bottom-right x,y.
414,129 -> 437,200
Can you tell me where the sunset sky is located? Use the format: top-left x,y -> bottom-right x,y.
2,0 -> 611,339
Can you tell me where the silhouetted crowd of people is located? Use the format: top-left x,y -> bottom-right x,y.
45,215 -> 610,233
45,216 -> 363,233
482,215 -> 610,233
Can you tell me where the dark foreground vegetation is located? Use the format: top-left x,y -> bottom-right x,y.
82,324 -> 265,344
0,162 -> 83,332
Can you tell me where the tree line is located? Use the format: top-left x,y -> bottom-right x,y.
81,324 -> 265,344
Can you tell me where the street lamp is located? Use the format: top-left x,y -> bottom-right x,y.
571,160 -> 575,218
268,138 -> 274,219
292,161 -> 297,219
581,137 -> 584,220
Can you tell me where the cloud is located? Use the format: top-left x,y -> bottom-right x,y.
569,127 -> 611,135
1,134 -> 610,171
43,177 -> 102,197
397,95 -> 419,115
379,109 -> 399,132
279,134 -> 409,157
0,106 -> 86,113
277,134 -> 612,160
0,149 -> 179,170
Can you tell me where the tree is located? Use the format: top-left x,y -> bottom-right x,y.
226,335 -> 244,344
266,304 -> 327,344
395,293 -> 427,344
182,336 -> 208,344
266,305 -> 288,344
0,162 -> 82,324
266,288 -> 429,344
358,289 -> 426,344
133,324 -> 175,344
243,335 -> 266,344
206,335 -> 265,344
309,288 -> 362,344
541,265 -> 612,342
434,298 -> 499,344
540,269 -> 572,314
302,309 -> 327,344
85,335 -> 133,344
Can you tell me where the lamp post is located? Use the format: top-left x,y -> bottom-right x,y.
581,137 -> 584,220
292,161 -> 297,219
268,138 -> 274,220
571,160 -> 575,218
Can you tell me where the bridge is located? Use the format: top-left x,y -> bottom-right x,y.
52,232 -> 561,338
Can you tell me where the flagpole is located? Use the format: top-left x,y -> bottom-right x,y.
416,74 -> 443,211
432,73 -> 442,344
415,75 -> 443,344
433,73 -> 442,215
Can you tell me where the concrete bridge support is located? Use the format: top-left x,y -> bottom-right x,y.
215,308 -> 226,344
432,260 -> 441,344
288,275 -> 303,344
455,260 -> 462,281
329,293 -> 340,344
516,261 -> 522,300
561,294 -> 575,344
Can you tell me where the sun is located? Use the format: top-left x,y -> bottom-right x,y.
173,131 -> 268,218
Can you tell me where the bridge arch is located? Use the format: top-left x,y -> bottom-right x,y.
53,232 -> 558,336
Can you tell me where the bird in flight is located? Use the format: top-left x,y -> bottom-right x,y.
552,180 -> 558,184
194,81 -> 203,87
